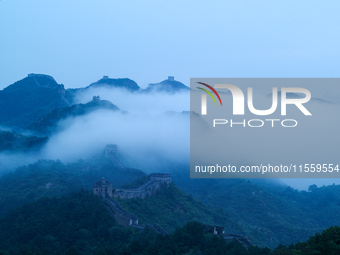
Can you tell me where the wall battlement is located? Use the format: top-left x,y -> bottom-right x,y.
93,175 -> 251,245
94,178 -> 168,234
94,173 -> 170,200
113,173 -> 171,199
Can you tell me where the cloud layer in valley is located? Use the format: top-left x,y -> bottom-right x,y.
0,87 -> 190,173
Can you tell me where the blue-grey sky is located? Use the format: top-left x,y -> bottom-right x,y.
1,0 -> 340,89
1,0 -> 340,190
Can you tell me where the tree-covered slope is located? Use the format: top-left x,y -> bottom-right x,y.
272,225 -> 340,255
0,190 -> 135,255
0,159 -> 145,217
0,190 -> 271,255
266,183 -> 340,233
117,183 -> 242,234
0,131 -> 47,152
172,170 -> 324,248
122,221 -> 271,255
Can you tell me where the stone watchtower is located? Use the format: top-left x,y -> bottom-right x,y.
105,144 -> 118,160
93,95 -> 100,101
94,177 -> 113,198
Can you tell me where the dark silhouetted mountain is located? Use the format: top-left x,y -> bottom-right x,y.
27,97 -> 119,134
0,74 -> 73,128
267,91 -> 333,104
0,131 -> 47,152
68,76 -> 140,97
144,76 -> 189,93
188,110 -> 211,132
89,76 -> 140,91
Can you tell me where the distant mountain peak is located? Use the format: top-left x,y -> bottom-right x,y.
267,90 -> 333,104
88,76 -> 140,92
26,73 -> 60,89
0,74 -> 73,128
3,73 -> 62,92
27,73 -> 55,79
145,76 -> 189,93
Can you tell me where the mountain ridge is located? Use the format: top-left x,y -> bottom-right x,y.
0,74 -> 73,128
27,96 -> 120,134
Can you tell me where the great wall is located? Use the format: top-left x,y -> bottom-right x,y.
94,175 -> 169,235
93,144 -> 252,247
93,175 -> 252,247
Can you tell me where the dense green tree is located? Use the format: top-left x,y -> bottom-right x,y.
118,183 -> 240,234
0,189 -> 271,255
308,184 -> 317,192
0,159 -> 145,217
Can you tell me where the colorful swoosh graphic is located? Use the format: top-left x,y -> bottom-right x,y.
197,82 -> 223,106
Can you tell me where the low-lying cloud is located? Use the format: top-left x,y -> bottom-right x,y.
1,85 -> 339,191
74,86 -> 190,115
41,109 -> 189,172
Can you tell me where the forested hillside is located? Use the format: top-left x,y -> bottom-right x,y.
0,131 -> 47,152
0,159 -> 145,217
172,169 -> 340,248
0,189 -> 270,255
